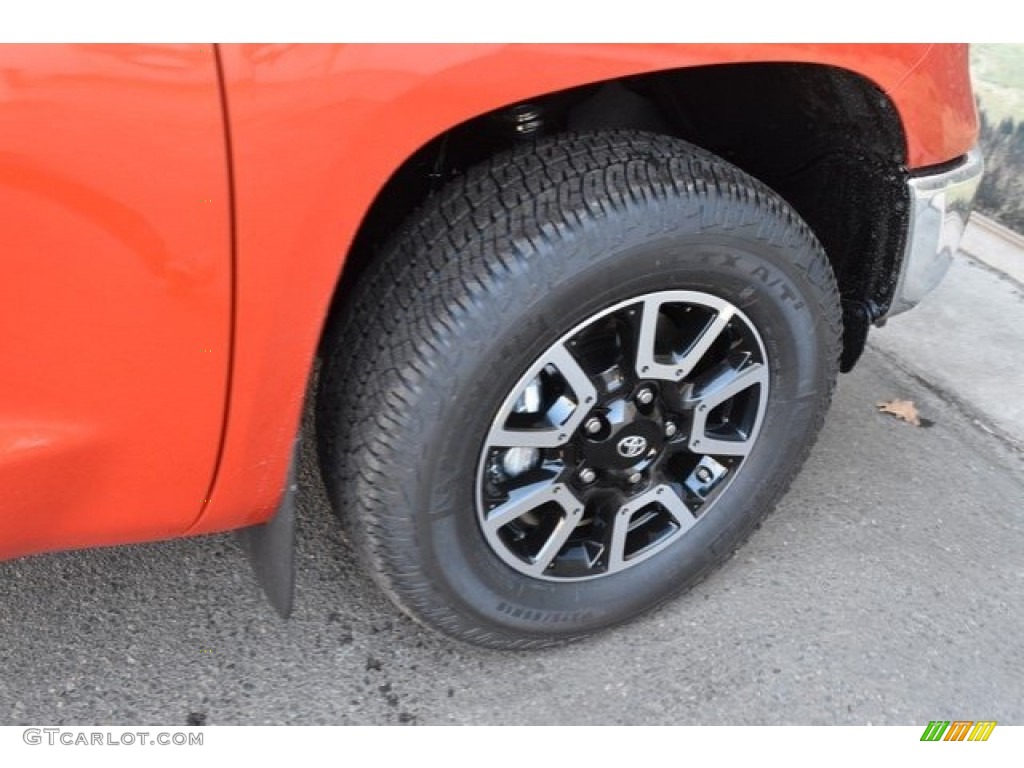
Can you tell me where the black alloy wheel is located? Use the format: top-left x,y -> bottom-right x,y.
477,290 -> 769,581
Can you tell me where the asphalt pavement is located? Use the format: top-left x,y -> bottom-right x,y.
1,222 -> 1022,726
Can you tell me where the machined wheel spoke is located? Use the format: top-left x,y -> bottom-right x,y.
482,480 -> 573,532
547,343 -> 597,406
694,361 -> 768,409
522,512 -> 582,576
607,485 -> 697,573
688,362 -> 769,456
488,426 -> 570,449
654,486 -> 699,530
674,307 -> 735,380
488,343 -> 597,448
634,295 -> 735,383
606,506 -> 632,574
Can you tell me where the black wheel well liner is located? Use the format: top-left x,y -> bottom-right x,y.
324,62 -> 909,371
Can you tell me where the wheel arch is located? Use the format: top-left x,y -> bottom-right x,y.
325,60 -> 911,370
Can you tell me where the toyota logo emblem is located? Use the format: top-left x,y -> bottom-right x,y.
616,435 -> 648,459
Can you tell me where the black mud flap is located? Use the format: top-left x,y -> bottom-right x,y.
840,299 -> 882,373
238,441 -> 299,618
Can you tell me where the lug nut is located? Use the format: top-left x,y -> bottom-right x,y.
627,472 -> 642,484
664,421 -> 677,438
696,467 -> 713,483
584,416 -> 603,435
636,387 -> 655,405
578,467 -> 597,484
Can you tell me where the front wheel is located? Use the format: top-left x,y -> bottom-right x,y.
316,131 -> 842,649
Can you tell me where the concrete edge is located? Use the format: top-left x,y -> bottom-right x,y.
971,212 -> 1024,249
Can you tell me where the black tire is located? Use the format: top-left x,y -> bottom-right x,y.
316,131 -> 841,649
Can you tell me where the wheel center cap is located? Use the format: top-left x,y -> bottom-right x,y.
616,435 -> 648,459
584,418 -> 664,471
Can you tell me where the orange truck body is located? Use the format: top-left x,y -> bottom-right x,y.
0,44 -> 978,561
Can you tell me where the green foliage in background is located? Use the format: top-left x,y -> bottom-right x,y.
976,109 -> 1024,233
971,45 -> 1024,234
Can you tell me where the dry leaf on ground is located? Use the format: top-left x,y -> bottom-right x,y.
876,399 -> 921,427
